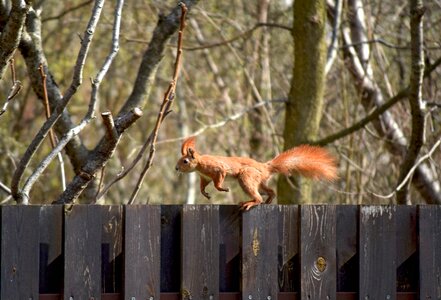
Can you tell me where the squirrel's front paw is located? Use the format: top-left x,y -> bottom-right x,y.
222,187 -> 230,192
202,191 -> 211,199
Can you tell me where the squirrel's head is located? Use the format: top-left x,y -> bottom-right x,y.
175,136 -> 199,173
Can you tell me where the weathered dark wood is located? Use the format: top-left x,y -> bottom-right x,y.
396,206 -> 417,292
359,205 -> 396,300
64,205 -> 102,300
124,205 -> 161,300
242,205 -> 278,300
36,292 -> 419,300
300,205 -> 337,300
336,205 -> 358,292
39,205 -> 63,293
419,205 -> 441,299
102,205 -> 123,293
160,205 -> 181,292
181,205 -> 220,300
219,205 -> 241,292
278,205 -> 299,292
0,205 -> 40,299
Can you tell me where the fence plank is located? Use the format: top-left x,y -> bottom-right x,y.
39,205 -> 63,293
102,205 -> 123,293
300,205 -> 337,300
124,205 -> 161,300
1,205 -> 40,299
242,205 -> 278,300
359,206 -> 396,300
278,205 -> 299,292
419,205 -> 441,299
161,205 -> 181,292
64,205 -> 102,300
182,205 -> 220,300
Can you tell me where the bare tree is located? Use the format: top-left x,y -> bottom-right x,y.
0,0 -> 197,204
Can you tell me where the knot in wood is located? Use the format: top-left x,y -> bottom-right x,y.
182,288 -> 192,300
316,256 -> 327,272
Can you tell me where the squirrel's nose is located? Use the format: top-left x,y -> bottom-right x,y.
175,166 -> 179,171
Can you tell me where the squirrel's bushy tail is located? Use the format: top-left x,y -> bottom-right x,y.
268,145 -> 337,180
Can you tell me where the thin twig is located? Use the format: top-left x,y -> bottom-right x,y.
182,22 -> 291,51
312,56 -> 441,146
38,64 -> 67,191
95,166 -> 106,201
127,3 -> 188,205
42,0 -> 94,22
325,0 -> 343,74
0,181 -> 11,195
126,22 -> 291,50
157,99 -> 287,145
372,138 -> 441,199
0,59 -> 22,117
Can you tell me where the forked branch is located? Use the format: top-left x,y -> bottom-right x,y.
126,3 -> 188,205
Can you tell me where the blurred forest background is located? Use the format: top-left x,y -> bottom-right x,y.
0,0 -> 440,205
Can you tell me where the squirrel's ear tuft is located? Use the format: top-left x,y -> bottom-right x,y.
181,136 -> 196,155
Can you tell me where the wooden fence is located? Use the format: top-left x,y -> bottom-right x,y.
0,204 -> 440,300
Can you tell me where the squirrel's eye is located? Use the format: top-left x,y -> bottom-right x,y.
183,158 -> 189,164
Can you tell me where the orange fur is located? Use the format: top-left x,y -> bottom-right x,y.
175,137 -> 338,210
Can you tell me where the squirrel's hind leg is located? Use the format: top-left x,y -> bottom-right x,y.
259,183 -> 275,204
237,170 -> 264,210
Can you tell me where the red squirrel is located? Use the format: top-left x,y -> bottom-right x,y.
175,136 -> 337,210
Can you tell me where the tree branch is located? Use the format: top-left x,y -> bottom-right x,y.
97,1 -> 198,202
117,0 -> 199,116
127,2 -> 188,205
54,108 -> 142,204
18,0 -> 125,204
325,0 -> 343,74
12,0 -> 105,203
396,0 -> 426,204
0,0 -> 31,80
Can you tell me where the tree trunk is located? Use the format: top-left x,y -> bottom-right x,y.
277,0 -> 327,204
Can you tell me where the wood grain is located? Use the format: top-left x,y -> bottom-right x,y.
0,205 -> 40,299
418,205 -> 441,299
182,205 -> 220,300
242,205 -> 278,300
124,205 -> 161,300
359,205 -> 396,300
300,205 -> 337,300
64,205 -> 102,300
